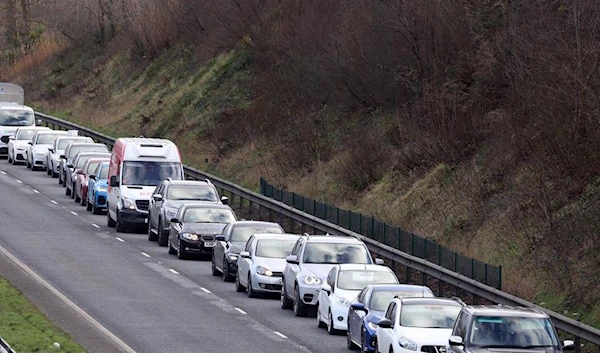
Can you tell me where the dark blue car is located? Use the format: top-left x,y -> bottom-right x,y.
86,161 -> 109,214
346,284 -> 435,352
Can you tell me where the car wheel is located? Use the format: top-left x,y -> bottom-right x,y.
92,197 -> 101,215
46,166 -> 51,175
293,285 -> 309,317
222,259 -> 234,282
7,155 -> 12,164
317,304 -> 327,328
168,236 -> 176,255
52,169 -> 58,178
71,183 -> 76,199
177,238 -> 187,260
81,193 -> 86,206
247,275 -> 257,298
327,310 -> 340,335
65,184 -> 71,196
26,159 -> 31,169
211,255 -> 220,276
107,206 -> 116,227
74,190 -> 81,203
157,218 -> 167,246
116,211 -> 127,232
235,272 -> 245,292
347,326 -> 359,350
281,281 -> 293,310
86,198 -> 93,211
147,214 -> 157,241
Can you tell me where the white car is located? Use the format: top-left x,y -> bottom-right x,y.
47,135 -> 93,177
235,233 -> 300,297
375,297 -> 464,353
25,130 -> 68,170
7,126 -> 50,164
317,263 -> 398,334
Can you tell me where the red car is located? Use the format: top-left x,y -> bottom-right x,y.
74,158 -> 110,206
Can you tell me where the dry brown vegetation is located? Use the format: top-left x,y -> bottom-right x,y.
1,0 -> 600,320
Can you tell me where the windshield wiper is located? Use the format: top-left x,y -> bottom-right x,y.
479,345 -> 522,349
518,345 -> 555,349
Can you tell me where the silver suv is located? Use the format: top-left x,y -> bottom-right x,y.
281,234 -> 383,317
148,178 -> 228,246
449,305 -> 574,353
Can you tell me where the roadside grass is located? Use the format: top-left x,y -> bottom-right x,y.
0,277 -> 87,353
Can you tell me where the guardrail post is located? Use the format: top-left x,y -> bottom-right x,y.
484,263 -> 488,286
370,216 -> 375,239
336,207 -> 340,225
411,233 -> 415,255
471,258 -> 475,280
382,225 -> 386,244
498,266 -> 502,290
437,243 -> 441,265
348,210 -> 353,230
292,192 -> 296,208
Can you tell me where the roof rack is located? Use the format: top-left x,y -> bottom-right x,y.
205,178 -> 213,185
451,296 -> 467,306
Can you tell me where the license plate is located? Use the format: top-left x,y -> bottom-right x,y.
204,242 -> 215,247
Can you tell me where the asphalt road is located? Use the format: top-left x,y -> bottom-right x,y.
0,158 -> 349,353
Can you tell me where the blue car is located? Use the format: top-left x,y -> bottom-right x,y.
347,284 -> 435,352
86,161 -> 109,214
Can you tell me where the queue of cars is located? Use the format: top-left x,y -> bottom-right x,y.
4,124 -> 575,353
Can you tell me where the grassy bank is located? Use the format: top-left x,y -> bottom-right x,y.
0,276 -> 87,353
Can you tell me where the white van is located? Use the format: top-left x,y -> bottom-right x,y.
0,83 -> 38,157
107,137 -> 184,232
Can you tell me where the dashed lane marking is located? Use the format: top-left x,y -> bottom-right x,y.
32,189 -> 40,194
200,287 -> 211,294
235,308 -> 247,315
115,237 -> 125,243
51,200 -> 58,205
169,269 -> 179,275
274,331 -> 287,339
141,252 -> 151,258
92,224 -> 101,229
16,179 -> 22,184
70,211 -> 78,216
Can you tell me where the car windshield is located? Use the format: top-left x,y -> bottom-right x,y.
85,161 -> 101,174
167,185 -> 219,201
58,138 -> 89,149
98,165 -> 109,179
182,208 -> 236,223
255,239 -> 297,258
368,289 -> 435,311
469,316 -> 559,348
76,155 -> 101,169
16,129 -> 38,140
400,303 -> 461,328
337,270 -> 397,290
121,161 -> 182,186
230,225 -> 283,243
302,243 -> 371,264
67,145 -> 107,159
0,110 -> 34,126
36,134 -> 62,144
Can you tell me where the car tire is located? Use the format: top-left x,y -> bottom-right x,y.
247,275 -> 257,298
235,272 -> 245,292
65,185 -> 71,196
157,218 -> 167,246
177,238 -> 187,260
293,285 -> 309,317
81,193 -> 86,206
168,236 -> 176,255
7,155 -> 12,164
147,214 -> 158,241
71,183 -> 76,199
92,198 -> 101,215
317,305 -> 327,328
116,212 -> 127,233
26,159 -> 31,169
86,198 -> 93,211
222,259 -> 234,282
52,169 -> 58,178
211,255 -> 220,276
46,166 -> 51,175
327,310 -> 340,335
74,190 -> 81,203
281,281 -> 293,310
107,206 -> 116,227
347,326 -> 359,350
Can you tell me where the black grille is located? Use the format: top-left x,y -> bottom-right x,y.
97,196 -> 107,205
201,235 -> 215,241
16,155 -> 25,160
261,284 -> 282,291
271,271 -> 283,277
422,346 -> 447,353
0,147 -> 7,154
0,136 -> 9,143
136,200 -> 149,211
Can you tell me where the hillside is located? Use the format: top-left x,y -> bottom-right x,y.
1,0 -> 599,327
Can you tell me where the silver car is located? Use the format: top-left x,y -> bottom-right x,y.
47,136 -> 93,177
7,126 -> 50,164
25,130 -> 68,170
59,142 -> 108,186
235,233 -> 300,297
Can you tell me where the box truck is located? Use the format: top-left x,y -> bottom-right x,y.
0,83 -> 38,157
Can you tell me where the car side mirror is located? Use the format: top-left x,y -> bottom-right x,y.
351,303 -> 367,312
28,141 -> 33,145
221,196 -> 229,205
60,155 -> 66,159
377,319 -> 392,329
76,170 -> 84,175
286,255 -> 298,264
109,175 -> 119,187
67,164 -> 73,169
36,119 -> 42,126
563,340 -> 575,351
170,217 -> 180,223
375,258 -> 385,265
240,251 -> 250,258
48,147 -> 54,152
216,235 -> 225,241
8,136 -> 15,140
321,283 -> 332,294
89,175 -> 96,180
449,336 -> 464,346
152,194 -> 163,202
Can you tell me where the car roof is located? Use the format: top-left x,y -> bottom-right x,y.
461,305 -> 549,318
302,234 -> 365,244
368,284 -> 433,293
166,180 -> 213,186
336,264 -> 391,272
16,126 -> 49,131
398,297 -> 464,306
84,157 -> 110,164
35,130 -> 68,135
251,233 -> 300,241
229,220 -> 282,228
181,203 -> 233,210
68,142 -> 105,148
55,136 -> 91,141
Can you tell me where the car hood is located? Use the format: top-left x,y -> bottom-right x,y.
120,185 -> 156,200
0,127 -> 19,135
466,348 -> 561,353
227,242 -> 247,254
165,200 -> 217,208
13,140 -> 30,148
33,144 -> 52,152
398,327 -> 453,346
334,288 -> 361,302
365,310 -> 385,324
183,223 -> 227,235
95,180 -> 108,188
302,263 -> 338,281
254,257 -> 287,272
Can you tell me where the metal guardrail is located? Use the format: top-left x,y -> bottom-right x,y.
35,112 -> 600,349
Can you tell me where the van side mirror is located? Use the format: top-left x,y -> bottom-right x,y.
8,136 -> 15,140
351,303 -> 367,312
170,218 -> 180,224
563,340 -> 575,351
110,175 -> 119,187
375,258 -> 385,265
152,194 -> 163,202
221,196 -> 229,205
28,141 -> 33,145
89,174 -> 96,181
60,155 -> 66,159
321,283 -> 332,294
449,336 -> 464,346
240,251 -> 250,258
36,119 -> 42,126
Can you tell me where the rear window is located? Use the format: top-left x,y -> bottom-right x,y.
337,270 -> 397,290
68,145 -> 108,159
167,185 -> 218,201
230,225 -> 283,243
0,109 -> 34,126
36,134 -> 63,144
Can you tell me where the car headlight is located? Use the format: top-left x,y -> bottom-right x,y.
301,276 -> 322,285
97,186 -> 107,192
367,321 -> 378,331
181,233 -> 199,241
227,253 -> 239,262
335,296 -> 351,307
399,337 -> 418,351
256,266 -> 273,276
122,197 -> 136,210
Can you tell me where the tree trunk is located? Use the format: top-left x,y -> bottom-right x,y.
98,0 -> 106,44
5,0 -> 18,47
20,0 -> 30,42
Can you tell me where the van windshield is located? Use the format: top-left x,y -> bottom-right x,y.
0,110 -> 34,126
122,161 -> 182,186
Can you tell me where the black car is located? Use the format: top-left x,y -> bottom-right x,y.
168,203 -> 237,260
211,220 -> 284,282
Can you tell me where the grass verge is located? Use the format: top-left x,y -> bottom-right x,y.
0,276 -> 87,353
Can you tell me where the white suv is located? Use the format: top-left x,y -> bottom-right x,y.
281,234 -> 384,317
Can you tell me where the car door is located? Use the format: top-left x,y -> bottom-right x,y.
319,267 -> 336,319
283,239 -> 302,299
213,224 -> 230,272
449,311 -> 470,353
149,183 -> 163,230
238,236 -> 254,287
378,302 -> 397,353
349,287 -> 369,341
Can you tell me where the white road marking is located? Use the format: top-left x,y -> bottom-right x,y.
200,287 -> 211,294
115,237 -> 125,243
16,179 -> 22,184
92,224 -> 100,229
141,252 -> 151,258
0,171 -> 6,175
32,189 -> 40,194
274,331 -> 287,339
0,244 -> 137,353
50,200 -> 58,205
70,211 -> 78,216
169,269 -> 179,275
235,308 -> 247,315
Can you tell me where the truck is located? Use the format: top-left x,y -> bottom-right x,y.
0,83 -> 39,157
106,137 -> 185,232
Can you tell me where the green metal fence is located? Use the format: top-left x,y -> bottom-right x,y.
260,177 -> 502,289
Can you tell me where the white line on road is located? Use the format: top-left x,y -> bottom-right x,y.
0,244 -> 137,353
32,189 -> 40,194
200,287 -> 211,294
274,331 -> 287,339
0,171 -> 5,175
235,307 -> 247,315
16,179 -> 22,184
70,211 -> 78,216
115,237 -> 125,243
169,269 -> 179,275
50,200 -> 58,205
92,224 -> 100,229
141,252 -> 151,258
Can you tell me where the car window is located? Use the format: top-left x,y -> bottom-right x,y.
167,185 -> 218,201
302,243 -> 370,264
453,311 -> 469,339
244,236 -> 254,253
255,239 -> 297,258
17,129 -> 38,140
99,164 -> 109,179
337,270 -> 397,290
327,267 -> 336,287
85,161 -> 101,174
291,240 -> 302,255
400,303 -> 461,329
122,161 -> 182,186
229,225 -> 283,243
469,316 -> 559,347
0,109 -> 34,126
35,133 -> 62,144
357,288 -> 368,304
385,302 -> 396,322
182,208 -> 236,223
368,289 -> 435,311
